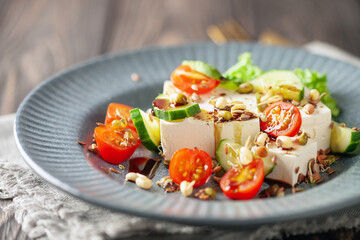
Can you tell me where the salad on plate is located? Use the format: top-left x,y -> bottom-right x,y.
84,53 -> 360,200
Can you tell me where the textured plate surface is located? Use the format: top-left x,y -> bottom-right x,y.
15,42 -> 360,227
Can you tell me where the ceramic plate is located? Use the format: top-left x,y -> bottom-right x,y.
15,42 -> 360,227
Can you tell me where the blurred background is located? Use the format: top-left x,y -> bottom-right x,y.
0,0 -> 359,115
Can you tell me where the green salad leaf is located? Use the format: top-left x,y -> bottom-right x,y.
294,69 -> 340,116
223,52 -> 263,84
218,80 -> 239,91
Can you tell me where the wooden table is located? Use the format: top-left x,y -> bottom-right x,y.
1,0 -> 360,239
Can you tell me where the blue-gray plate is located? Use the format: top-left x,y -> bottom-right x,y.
14,42 -> 360,227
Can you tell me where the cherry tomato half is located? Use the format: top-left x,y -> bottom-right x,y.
220,158 -> 264,200
105,103 -> 135,128
170,65 -> 220,94
169,148 -> 213,187
260,101 -> 302,138
94,124 -> 140,164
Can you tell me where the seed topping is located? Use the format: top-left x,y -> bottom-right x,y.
131,73 -> 141,82
304,103 -> 315,115
136,175 -> 153,189
180,180 -> 195,197
237,82 -> 254,93
276,136 -> 293,149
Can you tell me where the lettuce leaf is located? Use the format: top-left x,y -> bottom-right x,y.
223,52 -> 262,84
218,80 -> 238,91
294,69 -> 340,116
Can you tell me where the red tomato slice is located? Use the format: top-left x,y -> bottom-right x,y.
170,65 -> 220,94
260,101 -> 302,138
169,148 -> 213,187
105,103 -> 135,128
220,158 -> 264,200
94,124 -> 140,164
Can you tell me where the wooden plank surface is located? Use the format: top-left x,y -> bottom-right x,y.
1,0 -> 360,239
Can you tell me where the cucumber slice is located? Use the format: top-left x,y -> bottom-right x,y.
264,159 -> 276,176
216,139 -> 276,175
152,97 -> 200,121
130,108 -> 160,152
251,70 -> 304,101
330,122 -> 360,153
216,139 -> 241,172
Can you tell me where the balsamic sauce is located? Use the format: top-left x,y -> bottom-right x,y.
152,99 -> 170,109
129,157 -> 161,179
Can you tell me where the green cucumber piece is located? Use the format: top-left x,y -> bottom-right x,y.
251,70 -> 304,101
216,139 -> 241,172
330,122 -> 360,153
182,60 -> 222,80
130,108 -> 160,152
153,97 -> 200,121
264,159 -> 276,176
216,139 -> 276,175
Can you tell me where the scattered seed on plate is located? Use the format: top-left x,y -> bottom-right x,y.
212,165 -> 222,174
136,175 -> 153,189
109,168 -> 119,174
328,168 -> 336,175
77,141 -> 86,145
195,187 -> 216,200
213,176 -> 221,183
125,172 -> 138,182
101,167 -> 109,174
131,73 -> 141,82
88,143 -> 98,153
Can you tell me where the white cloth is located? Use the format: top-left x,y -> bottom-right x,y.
1,42 -> 360,240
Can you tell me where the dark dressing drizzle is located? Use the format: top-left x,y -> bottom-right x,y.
152,99 -> 170,110
129,157 -> 161,179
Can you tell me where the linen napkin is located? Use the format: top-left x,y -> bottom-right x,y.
1,41 -> 360,240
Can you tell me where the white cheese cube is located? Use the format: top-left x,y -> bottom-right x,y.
300,101 -> 332,151
266,139 -> 317,186
215,118 -> 260,147
160,110 -> 215,159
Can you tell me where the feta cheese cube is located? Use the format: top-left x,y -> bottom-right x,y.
266,139 -> 317,186
300,101 -> 332,151
160,110 -> 215,159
